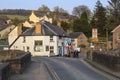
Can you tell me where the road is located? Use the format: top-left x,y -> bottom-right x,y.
37,56 -> 110,80
11,54 -> 111,80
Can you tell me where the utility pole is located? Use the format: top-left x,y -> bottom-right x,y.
106,28 -> 109,52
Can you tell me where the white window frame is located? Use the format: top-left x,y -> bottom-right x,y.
34,40 -> 43,52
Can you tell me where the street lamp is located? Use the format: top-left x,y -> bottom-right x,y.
106,28 -> 109,52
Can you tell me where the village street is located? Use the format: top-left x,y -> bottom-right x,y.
10,54 -> 114,80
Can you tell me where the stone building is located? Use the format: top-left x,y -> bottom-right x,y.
112,25 -> 120,49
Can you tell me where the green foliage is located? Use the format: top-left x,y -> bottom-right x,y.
91,0 -> 107,36
12,17 -> 20,26
61,21 -> 69,32
0,41 -> 8,45
73,12 -> 91,37
1,14 -> 28,20
106,0 -> 120,31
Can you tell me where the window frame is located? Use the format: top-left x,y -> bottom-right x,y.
34,40 -> 43,52
50,36 -> 53,42
23,36 -> 26,43
50,46 -> 54,53
46,45 -> 49,51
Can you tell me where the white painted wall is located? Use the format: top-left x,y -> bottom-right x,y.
10,35 -> 59,56
8,26 -> 18,45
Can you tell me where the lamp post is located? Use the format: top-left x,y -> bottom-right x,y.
106,28 -> 109,52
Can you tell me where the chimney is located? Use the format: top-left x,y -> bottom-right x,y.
35,22 -> 41,35
17,23 -> 22,35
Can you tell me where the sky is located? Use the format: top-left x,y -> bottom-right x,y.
0,0 -> 109,14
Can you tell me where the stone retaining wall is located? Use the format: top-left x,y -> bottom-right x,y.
92,51 -> 120,71
0,63 -> 10,80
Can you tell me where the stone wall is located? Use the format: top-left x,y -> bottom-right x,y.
92,51 -> 120,71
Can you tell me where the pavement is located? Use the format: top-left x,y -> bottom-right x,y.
10,60 -> 52,80
84,59 -> 120,79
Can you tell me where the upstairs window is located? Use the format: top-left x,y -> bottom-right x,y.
50,36 -> 53,42
23,36 -> 26,43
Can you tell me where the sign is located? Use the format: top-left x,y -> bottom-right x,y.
92,28 -> 99,42
92,28 -> 98,38
92,38 -> 99,42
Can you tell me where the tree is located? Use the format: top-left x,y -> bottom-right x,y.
73,12 -> 91,37
61,21 -> 69,32
72,5 -> 91,18
12,17 -> 20,26
106,0 -> 120,31
38,5 -> 50,12
91,0 -> 107,36
53,6 -> 68,14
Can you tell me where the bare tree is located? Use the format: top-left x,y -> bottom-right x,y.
53,6 -> 68,14
38,5 -> 50,12
72,5 -> 91,18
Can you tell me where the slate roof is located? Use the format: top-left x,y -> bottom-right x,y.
69,32 -> 83,38
21,21 -> 68,37
22,26 -> 30,33
0,20 -> 9,31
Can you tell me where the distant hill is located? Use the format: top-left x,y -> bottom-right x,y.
0,9 -> 77,21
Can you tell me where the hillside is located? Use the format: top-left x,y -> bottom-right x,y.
0,14 -> 29,20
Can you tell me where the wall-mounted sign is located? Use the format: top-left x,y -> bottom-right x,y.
92,28 -> 99,42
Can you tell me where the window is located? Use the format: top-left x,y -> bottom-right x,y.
27,46 -> 30,52
34,40 -> 43,52
46,46 -> 49,51
118,33 -> 120,39
50,46 -> 54,53
50,36 -> 53,41
23,36 -> 26,43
